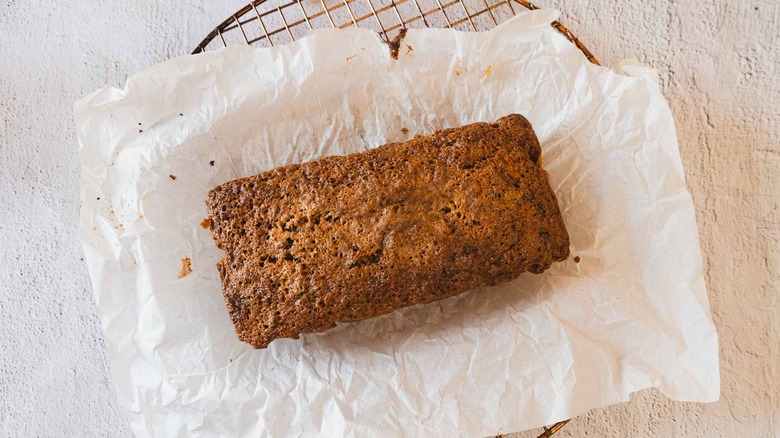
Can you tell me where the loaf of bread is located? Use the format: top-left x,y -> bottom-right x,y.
206,114 -> 569,348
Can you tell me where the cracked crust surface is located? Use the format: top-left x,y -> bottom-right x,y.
206,114 -> 570,348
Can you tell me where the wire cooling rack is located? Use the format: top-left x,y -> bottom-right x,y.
193,0 -> 598,66
195,0 -> 597,435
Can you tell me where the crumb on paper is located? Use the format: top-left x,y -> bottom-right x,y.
179,113 -> 183,116
406,44 -> 413,54
480,65 -> 493,79
138,129 -> 143,133
574,256 -> 581,263
454,70 -> 462,76
386,28 -> 408,60
169,174 -> 177,180
401,127 -> 409,135
209,160 -> 215,166
346,54 -> 356,61
229,358 -> 233,363
138,213 -> 144,219
96,197 -> 100,200
178,257 -> 192,278
92,227 -> 96,231
200,218 -> 212,230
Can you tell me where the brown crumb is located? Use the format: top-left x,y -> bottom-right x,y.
401,127 -> 409,135
178,257 -> 192,278
138,213 -> 144,219
229,358 -> 233,363
179,113 -> 183,116
455,70 -> 462,76
480,65 -> 493,79
386,28 -> 408,60
574,256 -> 581,263
92,227 -> 97,231
209,160 -> 215,166
169,174 -> 177,180
406,44 -> 413,53
200,218 -> 213,230
138,129 -> 143,133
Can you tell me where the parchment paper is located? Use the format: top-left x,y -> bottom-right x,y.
75,9 -> 719,437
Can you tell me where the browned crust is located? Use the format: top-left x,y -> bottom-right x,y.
207,114 -> 569,348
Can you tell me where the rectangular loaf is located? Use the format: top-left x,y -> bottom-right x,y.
206,114 -> 570,348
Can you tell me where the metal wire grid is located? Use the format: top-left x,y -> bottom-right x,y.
195,1 -> 597,435
192,0 -> 598,66
539,419 -> 570,437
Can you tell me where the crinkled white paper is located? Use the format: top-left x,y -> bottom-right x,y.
75,10 -> 719,437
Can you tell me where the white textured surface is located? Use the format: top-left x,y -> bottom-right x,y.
0,1 -> 776,437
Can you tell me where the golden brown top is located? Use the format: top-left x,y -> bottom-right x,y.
207,114 -> 569,348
